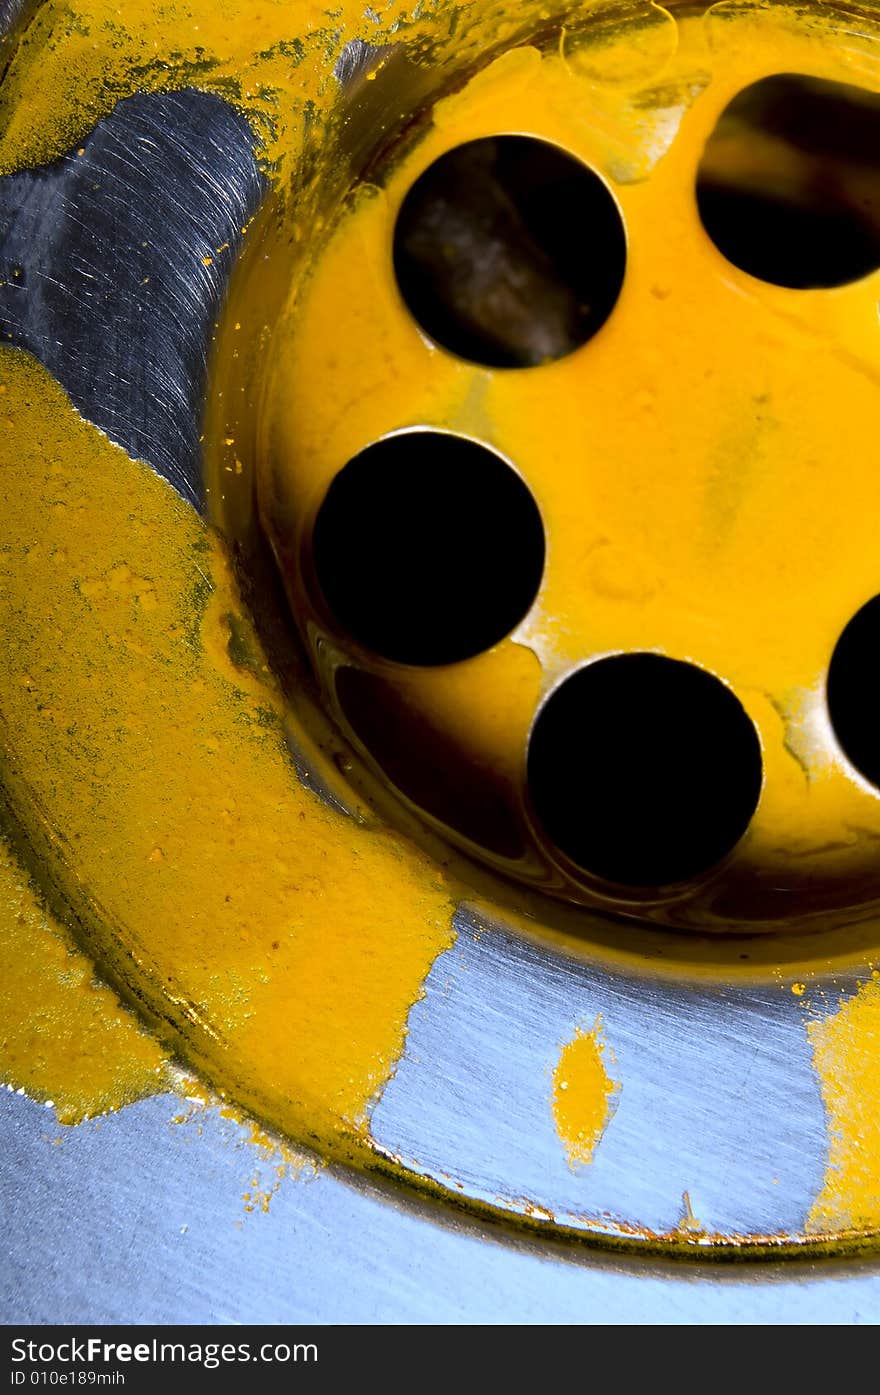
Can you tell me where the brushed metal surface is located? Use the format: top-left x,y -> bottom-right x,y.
3,1089 -> 880,1324
0,88 -> 264,505
372,910 -> 830,1239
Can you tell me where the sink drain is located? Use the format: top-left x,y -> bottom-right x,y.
238,0 -> 880,935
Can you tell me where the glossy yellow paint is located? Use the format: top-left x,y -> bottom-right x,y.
260,3 -> 880,929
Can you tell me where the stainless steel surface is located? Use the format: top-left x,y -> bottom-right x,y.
3,1090 -> 880,1323
2,0 -> 880,1319
0,88 -> 264,505
372,910 -> 830,1240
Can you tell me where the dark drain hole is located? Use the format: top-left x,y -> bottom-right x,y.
697,73 -> 880,289
311,430 -> 545,666
527,654 -> 763,887
393,135 -> 627,368
828,593 -> 880,788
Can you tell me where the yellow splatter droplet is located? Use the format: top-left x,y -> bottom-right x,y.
792,982 -> 806,997
552,1017 -> 618,1169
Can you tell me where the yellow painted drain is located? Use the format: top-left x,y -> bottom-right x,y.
205,2 -> 880,933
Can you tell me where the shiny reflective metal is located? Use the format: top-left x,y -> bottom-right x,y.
1,0 -> 880,1321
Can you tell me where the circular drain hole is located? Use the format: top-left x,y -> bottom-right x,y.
828,593 -> 880,789
696,73 -> 880,289
527,654 -> 763,887
311,430 -> 545,666
393,135 -> 627,368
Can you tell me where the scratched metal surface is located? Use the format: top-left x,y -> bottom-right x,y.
371,909 -> 831,1239
0,0 -> 879,1320
3,1090 -> 880,1324
0,87 -> 264,505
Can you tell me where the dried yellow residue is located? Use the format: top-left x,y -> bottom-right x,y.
0,346 -> 454,1157
4,0 -> 880,1253
241,1154 -> 303,1215
552,1018 -> 618,1169
170,1083 -> 315,1212
808,979 -> 880,1234
0,0 -> 512,181
0,0 -> 344,177
0,832 -> 167,1123
236,1121 -> 315,1213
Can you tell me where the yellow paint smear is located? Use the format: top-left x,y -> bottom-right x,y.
808,979 -> 880,1234
552,1018 -> 618,1168
0,832 -> 167,1123
0,346 -> 454,1156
